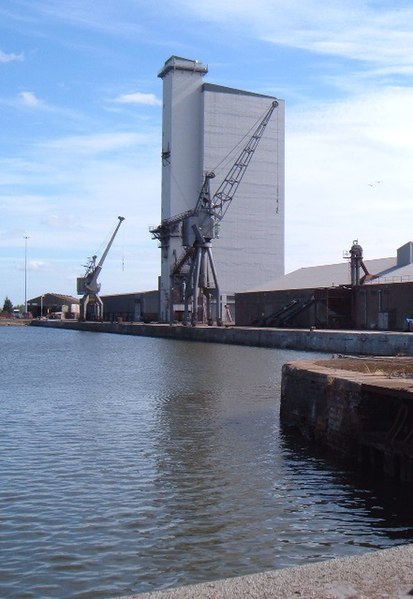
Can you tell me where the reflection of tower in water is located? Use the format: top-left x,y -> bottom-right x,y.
134,342 -> 413,590
148,342 -> 287,575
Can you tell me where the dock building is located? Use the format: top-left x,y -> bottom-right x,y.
27,293 -> 79,319
235,241 -> 413,331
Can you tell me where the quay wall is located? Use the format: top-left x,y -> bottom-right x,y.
30,320 -> 413,356
280,357 -> 413,483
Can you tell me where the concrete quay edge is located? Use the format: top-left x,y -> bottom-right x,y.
120,544 -> 413,599
30,320 -> 413,356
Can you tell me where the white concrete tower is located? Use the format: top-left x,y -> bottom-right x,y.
157,56 -> 208,321
156,55 -> 285,323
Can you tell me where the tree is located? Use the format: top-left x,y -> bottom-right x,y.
2,297 -> 13,313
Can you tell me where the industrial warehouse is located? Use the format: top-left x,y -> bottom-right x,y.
32,240 -> 413,332
236,240 -> 413,331
26,56 -> 413,333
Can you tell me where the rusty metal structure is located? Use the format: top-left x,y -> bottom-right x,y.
348,240 -> 377,285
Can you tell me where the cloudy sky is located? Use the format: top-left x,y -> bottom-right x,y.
1,0 -> 413,306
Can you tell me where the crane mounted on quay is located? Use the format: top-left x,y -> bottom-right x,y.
150,100 -> 279,326
77,216 -> 125,321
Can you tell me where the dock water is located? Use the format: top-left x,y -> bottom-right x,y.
26,320 -> 413,597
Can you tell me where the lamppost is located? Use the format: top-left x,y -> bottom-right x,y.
24,235 -> 29,314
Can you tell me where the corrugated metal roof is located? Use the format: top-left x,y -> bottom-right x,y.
246,257 -> 397,292
367,261 -> 413,284
28,293 -> 79,304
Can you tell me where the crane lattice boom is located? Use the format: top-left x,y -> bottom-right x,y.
199,100 -> 278,223
150,100 -> 278,247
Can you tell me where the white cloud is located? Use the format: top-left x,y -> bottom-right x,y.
42,131 -> 150,154
176,0 -> 413,75
0,49 -> 23,63
0,92 -> 86,123
267,25 -> 413,69
41,214 -> 81,230
284,86 -> 413,271
114,91 -> 161,106
21,260 -> 48,272
1,193 -> 51,214
18,91 -> 42,107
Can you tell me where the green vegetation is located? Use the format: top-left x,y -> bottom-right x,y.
2,297 -> 13,313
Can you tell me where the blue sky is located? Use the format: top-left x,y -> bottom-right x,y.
1,0 -> 413,306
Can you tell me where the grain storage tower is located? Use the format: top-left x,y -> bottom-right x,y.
155,56 -> 285,323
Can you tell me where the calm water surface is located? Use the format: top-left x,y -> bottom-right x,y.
1,326 -> 413,598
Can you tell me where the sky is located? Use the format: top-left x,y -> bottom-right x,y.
1,0 -> 413,306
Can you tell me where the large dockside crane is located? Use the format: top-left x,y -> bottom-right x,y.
151,100 -> 278,326
77,216 -> 125,321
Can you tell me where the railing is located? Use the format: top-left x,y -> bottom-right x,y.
367,274 -> 413,285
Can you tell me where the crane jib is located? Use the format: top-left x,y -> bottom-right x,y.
78,216 -> 125,321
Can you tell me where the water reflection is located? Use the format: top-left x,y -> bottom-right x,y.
137,341 -> 413,591
2,329 -> 413,599
280,427 -> 413,544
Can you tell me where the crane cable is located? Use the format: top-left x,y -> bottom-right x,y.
121,222 -> 126,271
208,103 -> 275,178
164,101 -> 277,212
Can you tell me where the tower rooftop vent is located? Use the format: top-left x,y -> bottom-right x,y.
158,55 -> 208,78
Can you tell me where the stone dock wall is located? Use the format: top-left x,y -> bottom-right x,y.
280,356 -> 413,483
30,320 -> 413,356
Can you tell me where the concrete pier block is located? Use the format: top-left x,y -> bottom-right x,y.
281,356 -> 413,482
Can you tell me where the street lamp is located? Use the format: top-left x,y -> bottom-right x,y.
24,235 -> 29,314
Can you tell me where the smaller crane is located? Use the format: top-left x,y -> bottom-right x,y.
77,216 -> 125,321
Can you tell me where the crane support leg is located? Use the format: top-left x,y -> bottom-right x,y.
80,293 -> 104,321
182,240 -> 222,327
190,246 -> 203,326
206,245 -> 222,326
